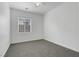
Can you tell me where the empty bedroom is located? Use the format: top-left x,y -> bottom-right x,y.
0,1 -> 79,57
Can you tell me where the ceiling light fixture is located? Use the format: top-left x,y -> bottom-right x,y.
25,2 -> 43,10
34,2 -> 42,7
25,8 -> 28,10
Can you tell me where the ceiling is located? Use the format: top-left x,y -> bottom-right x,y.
9,2 -> 63,14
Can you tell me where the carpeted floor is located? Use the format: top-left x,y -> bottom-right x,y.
4,39 -> 79,57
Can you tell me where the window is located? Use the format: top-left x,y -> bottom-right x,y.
18,16 -> 32,32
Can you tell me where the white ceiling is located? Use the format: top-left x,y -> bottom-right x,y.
9,2 -> 63,14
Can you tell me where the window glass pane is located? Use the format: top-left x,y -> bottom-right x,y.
19,24 -> 24,32
18,16 -> 31,32
24,22 -> 30,32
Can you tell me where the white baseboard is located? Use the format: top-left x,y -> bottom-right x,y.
45,39 -> 79,53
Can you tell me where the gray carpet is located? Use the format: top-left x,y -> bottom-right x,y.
5,39 -> 79,57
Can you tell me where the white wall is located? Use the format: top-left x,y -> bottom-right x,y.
78,3 -> 79,43
44,3 -> 79,52
10,8 -> 44,44
0,3 -> 10,56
